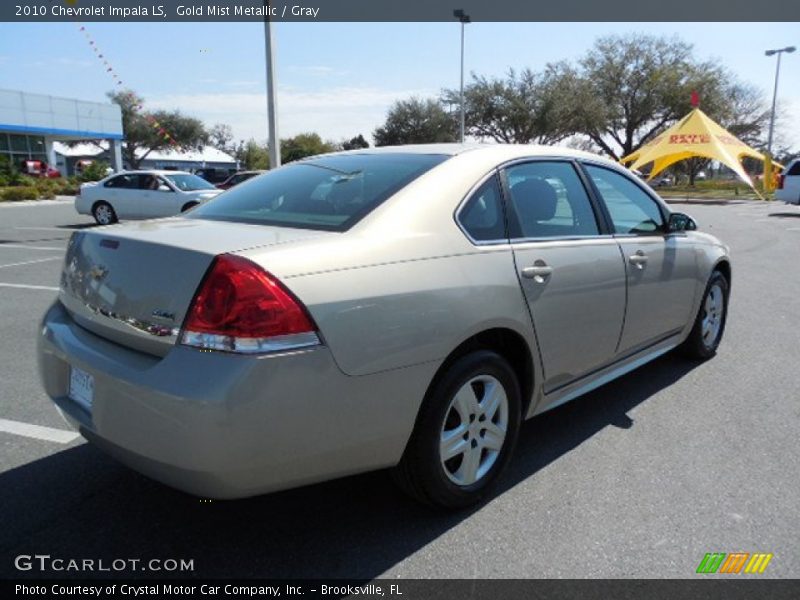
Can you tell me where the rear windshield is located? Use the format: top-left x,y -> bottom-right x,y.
188,153 -> 449,231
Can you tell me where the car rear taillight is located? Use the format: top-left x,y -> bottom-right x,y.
778,174 -> 785,190
180,254 -> 320,354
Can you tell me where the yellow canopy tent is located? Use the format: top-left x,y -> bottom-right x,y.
620,107 -> 768,195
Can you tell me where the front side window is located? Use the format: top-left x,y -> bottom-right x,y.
190,153 -> 448,231
584,165 -> 665,234
504,161 -> 600,239
458,174 -> 505,242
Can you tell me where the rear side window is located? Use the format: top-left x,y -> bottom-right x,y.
458,175 -> 505,242
190,153 -> 448,231
584,165 -> 665,234
104,174 -> 138,189
504,161 -> 600,239
787,161 -> 800,176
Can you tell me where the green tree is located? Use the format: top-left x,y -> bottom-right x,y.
78,161 -> 110,182
208,123 -> 235,155
107,89 -> 208,169
236,139 -> 270,170
373,97 -> 457,146
280,133 -> 335,163
564,34 -> 732,160
442,66 -> 579,144
341,134 -> 370,150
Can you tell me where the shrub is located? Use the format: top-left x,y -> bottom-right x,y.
55,181 -> 81,196
79,161 -> 110,182
1,186 -> 40,201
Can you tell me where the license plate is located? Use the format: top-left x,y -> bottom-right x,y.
68,366 -> 94,412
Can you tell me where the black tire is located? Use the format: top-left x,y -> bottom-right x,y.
181,201 -> 199,213
92,201 -> 117,225
394,350 -> 522,509
680,270 -> 730,360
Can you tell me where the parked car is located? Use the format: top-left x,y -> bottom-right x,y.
20,159 -> 61,178
216,170 -> 266,190
651,174 -> 674,187
39,145 -> 731,508
76,170 -> 223,224
194,167 -> 236,185
775,158 -> 800,204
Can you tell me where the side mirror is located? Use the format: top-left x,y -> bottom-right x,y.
158,184 -> 172,192
668,212 -> 697,233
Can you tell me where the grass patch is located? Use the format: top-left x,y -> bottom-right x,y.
656,180 -> 770,200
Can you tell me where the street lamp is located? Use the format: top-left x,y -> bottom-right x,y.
453,9 -> 471,143
264,9 -> 280,168
765,46 -> 795,156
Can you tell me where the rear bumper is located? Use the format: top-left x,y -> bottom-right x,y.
38,301 -> 435,498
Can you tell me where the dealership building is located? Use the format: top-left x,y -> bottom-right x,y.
0,88 -> 124,173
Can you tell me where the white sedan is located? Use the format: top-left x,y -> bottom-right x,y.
76,170 -> 223,225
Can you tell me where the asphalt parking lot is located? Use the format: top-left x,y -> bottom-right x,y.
0,197 -> 799,579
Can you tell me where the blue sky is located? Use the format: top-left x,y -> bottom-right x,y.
1,21 -> 798,146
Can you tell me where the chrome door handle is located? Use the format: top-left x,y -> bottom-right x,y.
629,251 -> 648,268
521,265 -> 553,279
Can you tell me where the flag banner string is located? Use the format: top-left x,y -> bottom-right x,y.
50,0 -> 182,149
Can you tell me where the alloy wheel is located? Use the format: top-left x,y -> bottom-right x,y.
439,374 -> 509,486
701,283 -> 724,347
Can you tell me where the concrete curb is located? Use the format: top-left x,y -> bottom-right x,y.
0,196 -> 75,208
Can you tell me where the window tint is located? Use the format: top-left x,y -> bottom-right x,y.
459,175 -> 505,241
190,153 -> 448,231
585,165 -> 665,234
138,174 -> 161,190
104,174 -> 138,189
787,161 -> 800,176
504,161 -> 599,239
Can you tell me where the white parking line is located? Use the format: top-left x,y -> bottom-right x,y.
13,227 -> 72,232
0,244 -> 65,251
0,257 -> 61,269
0,418 -> 79,444
0,282 -> 59,291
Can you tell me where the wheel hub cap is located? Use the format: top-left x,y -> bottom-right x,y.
439,374 -> 509,486
701,283 -> 724,347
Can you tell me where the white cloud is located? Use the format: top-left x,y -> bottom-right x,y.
147,85 -> 436,143
285,65 -> 346,77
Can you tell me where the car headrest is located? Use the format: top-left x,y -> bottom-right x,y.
510,178 -> 558,224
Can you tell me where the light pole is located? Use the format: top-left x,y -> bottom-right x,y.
765,46 -> 795,156
453,9 -> 471,143
264,8 -> 280,168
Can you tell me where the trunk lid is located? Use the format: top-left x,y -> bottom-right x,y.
59,218 -> 332,356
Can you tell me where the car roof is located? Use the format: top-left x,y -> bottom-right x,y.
111,170 -> 193,176
305,143 -> 618,166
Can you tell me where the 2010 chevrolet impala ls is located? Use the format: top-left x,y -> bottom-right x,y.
38,145 -> 731,508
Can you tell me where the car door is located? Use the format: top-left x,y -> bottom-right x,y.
136,175 -> 180,218
582,163 -> 699,355
101,174 -> 139,219
503,160 -> 628,393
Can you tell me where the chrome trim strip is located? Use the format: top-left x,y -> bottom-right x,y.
59,292 -> 179,344
180,330 -> 321,354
